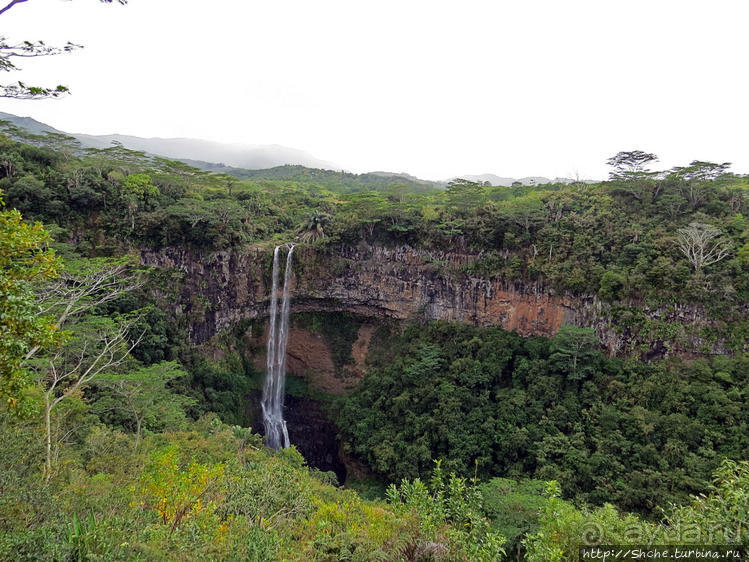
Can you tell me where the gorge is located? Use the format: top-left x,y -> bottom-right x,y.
139,240 -> 745,487
1,124 -> 746,559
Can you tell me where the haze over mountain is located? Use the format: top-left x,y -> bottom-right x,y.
453,173 -> 595,186
0,112 -> 593,186
0,112 -> 338,171
75,134 -> 340,171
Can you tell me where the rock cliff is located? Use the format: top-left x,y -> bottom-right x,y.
141,243 -> 582,335
140,242 -> 733,358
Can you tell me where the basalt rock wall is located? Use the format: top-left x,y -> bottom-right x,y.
141,243 -> 585,336
140,242 -> 730,357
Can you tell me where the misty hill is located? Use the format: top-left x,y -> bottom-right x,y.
368,170 -> 446,185
187,163 -> 442,194
75,134 -> 339,171
0,112 -> 592,187
452,173 -> 593,186
0,112 -> 338,171
0,113 -> 441,193
0,112 -> 66,136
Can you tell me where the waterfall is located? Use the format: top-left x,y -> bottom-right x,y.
261,244 -> 294,450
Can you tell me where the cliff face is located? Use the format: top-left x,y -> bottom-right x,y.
295,245 -> 581,337
244,323 -> 374,395
141,243 -> 583,337
140,242 -> 730,357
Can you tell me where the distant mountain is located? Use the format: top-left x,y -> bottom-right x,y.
0,112 -> 595,186
0,112 -> 65,136
452,174 -> 517,186
74,133 -> 340,171
450,174 -> 592,187
0,112 -> 338,171
368,171 -> 443,186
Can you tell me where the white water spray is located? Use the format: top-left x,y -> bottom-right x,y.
261,244 -> 294,450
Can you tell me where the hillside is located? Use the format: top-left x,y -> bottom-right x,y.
0,133 -> 747,560
188,163 -> 443,193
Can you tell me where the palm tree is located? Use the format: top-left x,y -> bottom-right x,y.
296,211 -> 332,242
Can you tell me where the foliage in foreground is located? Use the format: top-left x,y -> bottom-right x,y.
0,189 -> 60,412
1,402 -> 746,561
522,459 -> 749,561
0,410 -> 506,561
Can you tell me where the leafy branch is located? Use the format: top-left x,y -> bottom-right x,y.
0,0 -> 127,99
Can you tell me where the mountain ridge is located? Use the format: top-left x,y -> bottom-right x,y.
0,111 -> 338,171
0,111 -> 595,186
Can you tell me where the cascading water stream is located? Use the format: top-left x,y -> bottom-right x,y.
261,244 -> 294,450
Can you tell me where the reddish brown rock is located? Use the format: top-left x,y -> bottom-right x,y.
140,242 -> 733,358
247,323 -> 374,395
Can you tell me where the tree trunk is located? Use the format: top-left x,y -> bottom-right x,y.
44,393 -> 52,483
135,416 -> 142,450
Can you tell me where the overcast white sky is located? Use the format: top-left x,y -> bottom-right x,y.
1,0 -> 748,180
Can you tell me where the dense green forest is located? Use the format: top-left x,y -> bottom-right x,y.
181,161 -> 442,195
1,128 -> 747,560
3,127 -> 746,312
338,321 -> 748,514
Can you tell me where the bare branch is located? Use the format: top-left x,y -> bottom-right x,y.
0,0 -> 30,17
26,264 -> 143,361
0,1 -> 126,100
0,38 -> 82,61
28,259 -> 143,480
0,82 -> 70,99
677,222 -> 732,271
0,0 -> 127,17
48,317 -> 142,408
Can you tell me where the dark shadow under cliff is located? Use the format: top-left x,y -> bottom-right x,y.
247,390 -> 347,484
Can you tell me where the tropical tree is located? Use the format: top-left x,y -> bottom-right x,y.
446,179 -> 486,213
341,192 -> 388,239
120,172 -> 159,230
606,150 -> 658,180
133,446 -> 226,534
669,161 -> 731,210
296,211 -> 332,242
670,160 -> 731,182
606,150 -> 660,203
500,192 -> 546,235
93,361 -> 193,449
22,257 -> 142,478
0,189 -> 60,411
676,222 -> 731,271
549,326 -> 600,381
39,313 -> 140,479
